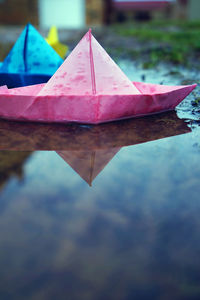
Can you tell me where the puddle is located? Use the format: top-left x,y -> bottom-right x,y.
0,60 -> 200,299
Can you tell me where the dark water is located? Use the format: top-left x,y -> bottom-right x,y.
0,62 -> 200,300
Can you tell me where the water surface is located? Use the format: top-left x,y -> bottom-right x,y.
0,62 -> 200,300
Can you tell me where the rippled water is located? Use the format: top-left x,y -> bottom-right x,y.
0,61 -> 200,300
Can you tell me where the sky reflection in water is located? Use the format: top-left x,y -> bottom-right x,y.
0,114 -> 200,299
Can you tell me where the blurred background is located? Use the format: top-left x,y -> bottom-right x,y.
1,0 -> 200,70
0,0 -> 199,28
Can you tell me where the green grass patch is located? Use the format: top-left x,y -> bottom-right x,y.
114,21 -> 200,67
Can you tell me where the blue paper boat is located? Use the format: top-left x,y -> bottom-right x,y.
0,24 -> 63,88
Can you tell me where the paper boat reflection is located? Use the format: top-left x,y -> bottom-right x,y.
0,30 -> 196,124
57,148 -> 120,185
0,24 -> 63,88
0,111 -> 191,185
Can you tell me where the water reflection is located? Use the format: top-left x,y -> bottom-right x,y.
0,111 -> 190,185
0,151 -> 31,189
57,149 -> 120,186
0,113 -> 200,300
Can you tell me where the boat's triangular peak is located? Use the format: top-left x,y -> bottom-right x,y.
46,26 -> 68,59
0,23 -> 63,75
46,26 -> 59,45
39,29 -> 141,96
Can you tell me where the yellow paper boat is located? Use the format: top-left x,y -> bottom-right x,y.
46,26 -> 68,59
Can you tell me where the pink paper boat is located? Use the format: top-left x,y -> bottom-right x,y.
0,30 -> 197,124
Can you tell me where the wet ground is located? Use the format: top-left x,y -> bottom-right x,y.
0,33 -> 200,299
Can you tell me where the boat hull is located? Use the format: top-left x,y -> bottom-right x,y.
0,82 -> 196,124
0,73 -> 52,88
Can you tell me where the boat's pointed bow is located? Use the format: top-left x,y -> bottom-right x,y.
181,83 -> 197,93
155,83 -> 197,112
170,83 -> 197,108
0,85 -> 8,91
133,82 -> 197,112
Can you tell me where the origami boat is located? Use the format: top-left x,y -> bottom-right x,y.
0,111 -> 190,184
46,26 -> 68,59
0,29 -> 196,124
0,24 -> 63,88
